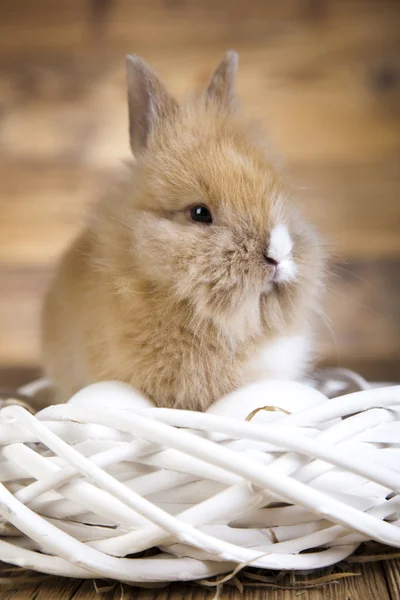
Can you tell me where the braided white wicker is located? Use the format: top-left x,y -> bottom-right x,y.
0,370 -> 399,583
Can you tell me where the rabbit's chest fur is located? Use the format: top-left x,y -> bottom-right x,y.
98,287 -> 310,411
92,294 -> 244,411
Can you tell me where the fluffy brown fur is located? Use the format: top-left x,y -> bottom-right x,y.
42,52 -> 325,410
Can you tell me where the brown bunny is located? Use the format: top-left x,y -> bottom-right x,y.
42,52 -> 325,410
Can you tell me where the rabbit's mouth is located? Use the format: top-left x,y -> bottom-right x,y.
261,259 -> 297,294
273,259 -> 298,284
262,224 -> 297,293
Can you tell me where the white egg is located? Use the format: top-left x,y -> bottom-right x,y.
68,381 -> 154,411
207,380 -> 327,423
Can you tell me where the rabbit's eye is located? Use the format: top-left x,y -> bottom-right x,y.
190,205 -> 213,224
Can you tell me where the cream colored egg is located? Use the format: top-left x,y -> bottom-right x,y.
68,381 -> 154,410
208,380 -> 327,423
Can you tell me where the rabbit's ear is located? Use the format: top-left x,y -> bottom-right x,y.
206,50 -> 238,107
126,56 -> 178,154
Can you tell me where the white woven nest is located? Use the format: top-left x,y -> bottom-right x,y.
0,369 -> 399,583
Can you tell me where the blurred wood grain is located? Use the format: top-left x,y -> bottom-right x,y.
0,0 -> 399,377
0,1 -> 399,377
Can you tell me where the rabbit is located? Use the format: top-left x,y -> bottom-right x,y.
42,51 -> 325,410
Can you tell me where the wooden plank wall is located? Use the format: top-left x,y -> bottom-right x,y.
0,0 -> 399,383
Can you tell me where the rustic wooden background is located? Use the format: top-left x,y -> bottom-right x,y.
0,0 -> 399,598
1,0 -> 400,384
1,0 -> 400,387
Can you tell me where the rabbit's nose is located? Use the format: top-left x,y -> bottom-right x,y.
263,254 -> 279,267
263,254 -> 278,281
